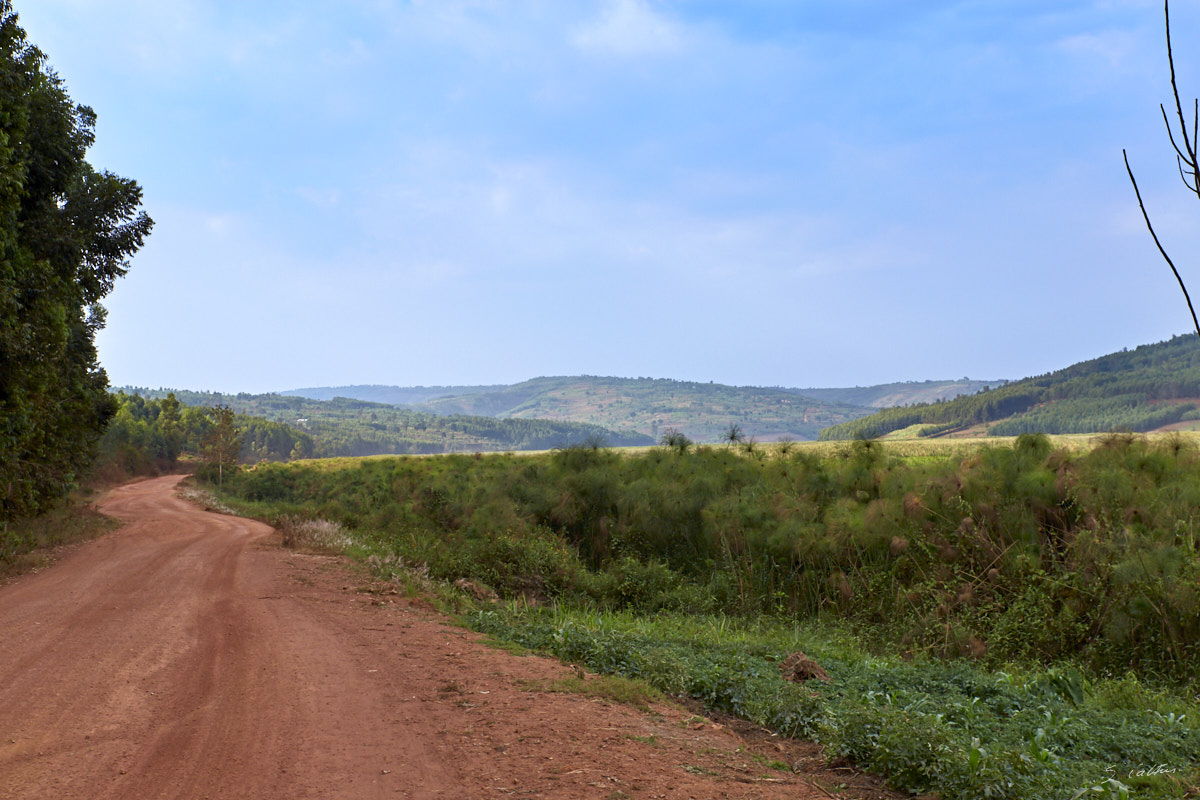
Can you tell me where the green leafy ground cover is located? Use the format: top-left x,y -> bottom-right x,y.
207,435 -> 1200,798
470,608 -> 1198,799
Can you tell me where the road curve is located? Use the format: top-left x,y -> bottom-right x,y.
0,476 -> 445,799
0,475 -> 834,800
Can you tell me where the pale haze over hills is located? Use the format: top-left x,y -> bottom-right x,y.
281,375 -> 1001,442
15,3 -> 1200,394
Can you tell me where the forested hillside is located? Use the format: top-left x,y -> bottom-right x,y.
820,334 -> 1200,440
119,388 -> 654,456
794,378 -> 1003,408
290,376 -> 875,442
419,376 -> 873,442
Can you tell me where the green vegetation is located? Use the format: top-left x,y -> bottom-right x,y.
96,391 -> 313,478
821,335 -> 1200,440
204,434 -> 1200,798
520,673 -> 664,712
0,3 -> 151,526
120,387 -> 654,456
214,435 -> 1200,679
0,488 -> 119,576
287,375 -> 876,442
201,405 -> 243,487
472,609 -> 1198,800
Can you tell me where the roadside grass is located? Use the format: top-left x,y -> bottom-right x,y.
518,673 -> 665,712
469,606 -> 1200,800
0,489 -> 120,579
273,515 -> 354,553
175,482 -> 238,515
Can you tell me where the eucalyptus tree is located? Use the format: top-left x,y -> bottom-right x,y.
202,406 -> 243,488
1,1 -> 153,523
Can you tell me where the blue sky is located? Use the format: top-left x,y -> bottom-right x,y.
16,0 -> 1200,393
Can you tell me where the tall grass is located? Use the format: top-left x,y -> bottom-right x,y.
207,435 -> 1200,798
217,434 -> 1200,681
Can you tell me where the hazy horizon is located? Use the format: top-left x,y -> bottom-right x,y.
18,1 -> 1200,393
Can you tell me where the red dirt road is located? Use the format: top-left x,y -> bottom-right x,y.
0,476 -> 876,799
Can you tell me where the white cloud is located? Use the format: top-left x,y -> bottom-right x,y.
1055,30 -> 1138,68
572,0 -> 685,57
297,187 -> 343,208
204,213 -> 239,237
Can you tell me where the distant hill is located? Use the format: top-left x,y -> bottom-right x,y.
819,335 -> 1200,440
287,376 -> 881,443
282,384 -> 503,406
793,379 -> 1005,409
117,389 -> 654,456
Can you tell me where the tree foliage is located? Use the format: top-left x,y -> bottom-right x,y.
96,391 -> 314,477
201,405 -> 242,487
0,3 -> 151,523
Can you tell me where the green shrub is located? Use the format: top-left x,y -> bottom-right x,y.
214,436 -> 1200,681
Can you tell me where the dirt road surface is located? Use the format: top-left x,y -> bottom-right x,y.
0,475 -> 890,800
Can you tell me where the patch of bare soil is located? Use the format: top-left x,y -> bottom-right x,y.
0,475 -> 907,800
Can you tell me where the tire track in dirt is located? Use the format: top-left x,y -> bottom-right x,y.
0,475 -> 878,799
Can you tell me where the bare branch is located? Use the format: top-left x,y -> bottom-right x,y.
1193,97 -> 1199,196
1179,155 -> 1198,192
1177,153 -> 1197,189
1161,104 -> 1191,163
1125,149 -> 1200,338
1165,1 -> 1197,164
1165,0 -> 1200,208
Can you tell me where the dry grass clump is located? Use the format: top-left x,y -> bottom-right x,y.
275,515 -> 353,553
176,485 -> 236,515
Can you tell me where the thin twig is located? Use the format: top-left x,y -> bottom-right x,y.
1164,0 -> 1200,200
1165,1 -> 1195,162
1162,104 -> 1190,164
1124,149 -> 1200,338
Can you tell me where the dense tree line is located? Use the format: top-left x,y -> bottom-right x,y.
118,388 -> 654,456
1,3 -> 151,524
987,397 -> 1197,436
97,392 -> 313,475
820,334 -> 1200,439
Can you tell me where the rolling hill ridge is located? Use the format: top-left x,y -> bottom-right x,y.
819,334 -> 1200,440
284,376 -> 1002,443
